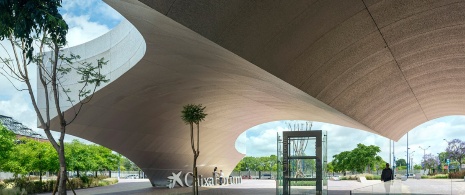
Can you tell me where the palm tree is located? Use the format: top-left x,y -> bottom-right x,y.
181,104 -> 207,195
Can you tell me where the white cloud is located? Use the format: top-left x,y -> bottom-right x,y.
63,14 -> 110,47
61,0 -> 97,11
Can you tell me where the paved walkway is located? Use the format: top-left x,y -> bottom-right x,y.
39,178 -> 465,195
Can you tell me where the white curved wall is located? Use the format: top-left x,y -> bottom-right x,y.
37,19 -> 146,120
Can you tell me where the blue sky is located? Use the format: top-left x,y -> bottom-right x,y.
60,0 -> 121,29
1,0 -> 465,168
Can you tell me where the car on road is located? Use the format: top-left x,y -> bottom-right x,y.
261,173 -> 273,179
405,173 -> 415,178
126,174 -> 139,179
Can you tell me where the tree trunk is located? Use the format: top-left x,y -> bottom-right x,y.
194,155 -> 198,195
195,123 -> 200,195
53,171 -> 60,195
57,139 -> 67,195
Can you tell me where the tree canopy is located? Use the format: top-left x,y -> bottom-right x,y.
65,140 -> 120,175
396,158 -> 407,167
0,0 -> 68,58
445,139 -> 465,166
332,143 -> 383,174
234,155 -> 278,171
0,123 -> 16,171
422,153 -> 439,173
0,137 -> 121,177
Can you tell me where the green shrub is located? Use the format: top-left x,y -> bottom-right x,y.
289,181 -> 316,186
97,177 -> 118,187
97,175 -> 109,180
434,174 -> 449,179
68,178 -> 84,189
339,175 -> 358,180
0,187 -> 27,195
43,180 -> 57,192
0,176 -> 117,193
88,177 -> 99,188
364,175 -> 381,180
79,175 -> 89,186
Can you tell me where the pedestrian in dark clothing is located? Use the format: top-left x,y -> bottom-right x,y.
381,163 -> 393,194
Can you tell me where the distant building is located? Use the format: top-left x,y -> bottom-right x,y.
0,115 -> 47,142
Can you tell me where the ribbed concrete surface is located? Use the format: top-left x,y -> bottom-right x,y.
140,0 -> 465,140
47,0 -> 465,186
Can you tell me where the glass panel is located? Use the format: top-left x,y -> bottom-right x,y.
289,180 -> 317,194
288,137 -> 316,157
277,130 -> 327,195
288,159 -> 317,178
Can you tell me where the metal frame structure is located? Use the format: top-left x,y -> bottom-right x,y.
280,130 -> 327,195
0,115 -> 45,140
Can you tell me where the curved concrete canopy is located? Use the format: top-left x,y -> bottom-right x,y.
41,0 -> 465,185
138,0 -> 465,141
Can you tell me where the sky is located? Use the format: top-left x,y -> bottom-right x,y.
1,0 -> 465,167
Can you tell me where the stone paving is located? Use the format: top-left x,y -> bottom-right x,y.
39,178 -> 465,195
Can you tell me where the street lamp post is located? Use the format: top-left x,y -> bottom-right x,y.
405,150 -> 415,174
419,146 -> 430,170
443,139 -> 450,173
410,151 -> 415,172
406,132 -> 409,177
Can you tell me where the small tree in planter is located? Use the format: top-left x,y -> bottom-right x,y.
181,104 -> 207,195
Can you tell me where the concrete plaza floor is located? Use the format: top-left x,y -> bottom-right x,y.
39,178 -> 465,195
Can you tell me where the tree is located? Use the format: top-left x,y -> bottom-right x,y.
0,123 -> 15,170
66,140 -> 94,177
2,137 -> 59,184
374,159 -> 386,175
233,155 -> 278,172
92,145 -> 120,177
422,153 -> 439,174
445,139 -> 465,170
396,159 -> 407,167
327,162 -> 334,176
332,151 -> 350,175
286,121 -> 313,178
0,1 -> 108,194
332,144 -> 382,174
349,144 -> 382,173
122,157 -> 140,171
181,104 -> 207,195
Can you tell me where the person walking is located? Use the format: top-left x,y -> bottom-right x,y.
381,163 -> 393,194
213,167 -> 218,185
219,170 -> 224,185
